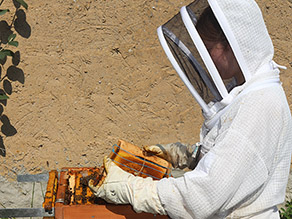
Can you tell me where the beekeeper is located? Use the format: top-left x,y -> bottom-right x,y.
89,0 -> 292,218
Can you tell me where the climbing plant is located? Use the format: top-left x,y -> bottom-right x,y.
280,199 -> 292,219
0,0 -> 29,157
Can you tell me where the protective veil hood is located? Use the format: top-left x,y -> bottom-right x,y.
157,0 -> 284,129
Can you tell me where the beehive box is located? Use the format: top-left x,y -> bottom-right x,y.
42,140 -> 171,219
43,167 -> 168,219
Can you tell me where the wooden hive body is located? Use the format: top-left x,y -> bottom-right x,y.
42,140 -> 172,218
43,168 -> 168,218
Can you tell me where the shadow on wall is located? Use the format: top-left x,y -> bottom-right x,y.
0,0 -> 30,157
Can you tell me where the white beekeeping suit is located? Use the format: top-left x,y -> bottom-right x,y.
155,0 -> 292,218
89,0 -> 292,218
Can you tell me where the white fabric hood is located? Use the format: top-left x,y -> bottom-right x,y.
212,0 -> 275,79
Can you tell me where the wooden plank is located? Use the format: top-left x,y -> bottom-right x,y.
55,204 -> 168,219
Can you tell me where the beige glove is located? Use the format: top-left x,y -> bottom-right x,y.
88,156 -> 167,215
143,142 -> 202,170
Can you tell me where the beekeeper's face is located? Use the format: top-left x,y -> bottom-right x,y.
204,40 -> 244,84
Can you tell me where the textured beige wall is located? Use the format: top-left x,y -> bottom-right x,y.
0,0 -> 291,198
0,0 -> 291,212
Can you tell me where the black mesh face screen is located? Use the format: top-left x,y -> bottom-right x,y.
162,12 -> 222,103
159,0 -> 244,105
164,33 -> 220,103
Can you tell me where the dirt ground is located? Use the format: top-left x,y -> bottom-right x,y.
0,0 -> 291,205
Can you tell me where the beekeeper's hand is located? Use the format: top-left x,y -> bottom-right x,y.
88,156 -> 167,215
143,142 -> 201,169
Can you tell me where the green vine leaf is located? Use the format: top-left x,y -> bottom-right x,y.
15,0 -> 28,10
0,9 -> 10,15
8,34 -> 16,42
8,41 -> 19,47
0,94 -> 9,100
0,50 -> 14,60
